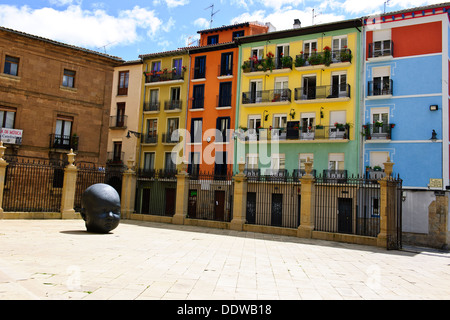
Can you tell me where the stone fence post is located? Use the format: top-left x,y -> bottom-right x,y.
297,158 -> 315,239
377,157 -> 396,248
61,149 -> 78,219
230,162 -> 247,231
173,162 -> 189,225
121,159 -> 137,219
0,142 -> 8,219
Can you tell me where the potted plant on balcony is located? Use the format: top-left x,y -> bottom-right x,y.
308,49 -> 322,65
295,53 -> 306,67
242,60 -> 251,73
323,46 -> 332,66
374,120 -> 383,128
340,46 -> 352,62
281,55 -> 292,69
264,51 -> 275,72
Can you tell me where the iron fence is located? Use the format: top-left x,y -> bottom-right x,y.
187,172 -> 234,222
246,175 -> 301,228
3,156 -> 66,212
135,169 -> 177,216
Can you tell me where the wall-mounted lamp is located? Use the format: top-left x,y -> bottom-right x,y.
126,130 -> 141,139
402,191 -> 406,202
263,110 -> 269,122
430,105 -> 439,111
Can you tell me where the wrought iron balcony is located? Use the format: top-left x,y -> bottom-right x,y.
162,132 -> 180,144
141,134 -> 158,144
362,123 -> 395,140
294,84 -> 351,101
242,89 -> 291,104
50,134 -> 79,151
164,100 -> 182,112
367,80 -> 393,97
368,40 -> 394,58
109,115 -> 128,129
107,151 -> 124,164
144,70 -> 185,84
294,49 -> 352,67
143,101 -> 160,112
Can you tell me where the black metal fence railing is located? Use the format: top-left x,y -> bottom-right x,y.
135,169 -> 177,217
50,134 -> 79,151
294,84 -> 351,100
362,123 -> 395,140
109,115 -> 128,129
144,71 -> 185,84
164,100 -> 182,111
143,102 -> 160,112
368,41 -> 394,58
187,172 -> 234,222
368,80 -> 393,96
242,89 -> 291,104
3,156 -> 66,212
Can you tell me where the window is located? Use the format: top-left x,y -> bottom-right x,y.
216,117 -> 230,143
249,80 -> 263,103
220,52 -> 233,76
332,36 -> 348,59
188,152 -> 200,176
194,56 -> 206,79
370,151 -> 389,169
330,111 -> 346,138
116,103 -> 126,127
143,152 -> 155,171
0,109 -> 16,128
232,30 -> 244,39
301,112 -> 315,133
251,48 -> 264,60
191,118 -> 202,143
62,69 -> 76,88
146,119 -> 158,143
192,85 -> 204,109
148,89 -> 159,111
371,67 -> 391,96
302,75 -> 316,100
248,115 -> 261,136
303,40 -> 317,59
54,116 -> 73,147
113,142 -> 122,162
207,35 -> 219,45
372,30 -> 392,58
151,61 -> 161,72
331,72 -> 347,98
218,82 -> 232,107
276,44 -> 290,68
299,153 -> 314,170
328,153 -> 345,170
214,151 -> 227,177
371,108 -> 389,135
246,154 -> 258,169
274,77 -> 289,101
4,56 -> 19,76
118,71 -> 129,95
273,114 -> 287,129
168,87 -> 181,110
166,118 -> 179,143
165,152 -> 177,172
271,154 -> 285,171
172,58 -> 183,76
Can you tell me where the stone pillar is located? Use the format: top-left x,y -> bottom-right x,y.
377,157 -> 396,248
230,162 -> 247,231
0,142 -> 8,219
297,158 -> 315,239
121,159 -> 137,220
61,149 -> 78,219
428,192 -> 449,250
173,162 -> 189,225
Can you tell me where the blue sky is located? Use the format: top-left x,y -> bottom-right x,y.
0,0 -> 444,61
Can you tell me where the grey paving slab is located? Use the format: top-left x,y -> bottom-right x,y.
0,219 -> 449,300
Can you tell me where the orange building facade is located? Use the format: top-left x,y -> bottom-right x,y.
186,22 -> 269,176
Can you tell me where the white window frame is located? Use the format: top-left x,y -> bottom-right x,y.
328,153 -> 345,170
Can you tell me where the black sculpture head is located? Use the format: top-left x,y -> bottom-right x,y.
81,183 -> 121,234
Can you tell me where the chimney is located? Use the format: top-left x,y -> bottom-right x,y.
293,19 -> 301,29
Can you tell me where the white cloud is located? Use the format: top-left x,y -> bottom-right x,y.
0,4 -> 171,50
194,17 -> 210,29
231,7 -> 346,30
155,0 -> 190,8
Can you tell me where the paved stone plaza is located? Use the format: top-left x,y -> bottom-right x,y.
0,219 -> 449,300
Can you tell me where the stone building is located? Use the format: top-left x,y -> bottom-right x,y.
0,27 -> 123,164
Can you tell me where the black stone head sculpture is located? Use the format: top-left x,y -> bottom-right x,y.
81,183 -> 121,234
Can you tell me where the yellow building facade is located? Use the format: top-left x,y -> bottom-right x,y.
236,20 -> 362,176
138,50 -> 189,173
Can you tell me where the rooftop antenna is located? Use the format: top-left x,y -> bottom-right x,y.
205,4 -> 220,28
312,8 -> 321,25
384,0 -> 391,14
97,41 -> 116,54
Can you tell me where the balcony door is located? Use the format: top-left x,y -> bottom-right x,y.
371,108 -> 389,135
250,80 -> 262,103
302,75 -> 316,100
116,102 -> 125,127
331,72 -> 347,98
274,77 -> 289,101
55,117 -> 72,146
172,58 -> 182,76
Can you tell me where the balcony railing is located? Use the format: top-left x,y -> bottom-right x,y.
190,97 -> 204,109
107,151 -> 124,164
242,57 -> 293,73
143,101 -> 160,112
50,134 -> 79,151
109,115 -> 128,129
368,41 -> 394,58
164,100 -> 182,111
162,132 -> 180,144
218,64 -> 233,77
294,84 -> 351,101
243,125 -> 350,141
141,134 -> 158,144
362,123 -> 395,140
217,94 -> 232,108
242,89 -> 291,104
294,49 -> 352,68
367,80 -> 393,97
144,71 -> 185,84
